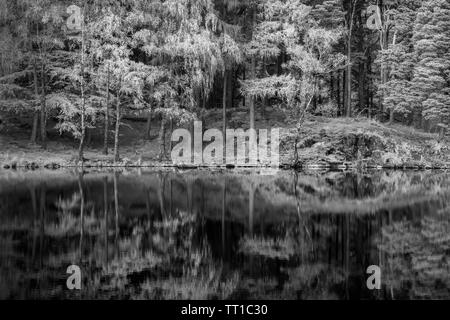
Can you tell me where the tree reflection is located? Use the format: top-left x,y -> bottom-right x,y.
0,170 -> 449,299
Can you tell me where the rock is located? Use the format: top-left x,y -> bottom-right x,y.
298,137 -> 317,149
337,131 -> 390,161
44,163 -> 61,170
402,162 -> 419,170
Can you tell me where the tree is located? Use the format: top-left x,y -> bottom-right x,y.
411,0 -> 450,133
47,2 -> 99,162
207,2 -> 243,157
374,0 -> 422,124
344,0 -> 359,118
241,0 -> 345,162
0,0 -> 65,146
127,0 -> 225,160
90,8 -> 133,157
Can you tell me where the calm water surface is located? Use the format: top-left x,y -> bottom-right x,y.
0,169 -> 449,300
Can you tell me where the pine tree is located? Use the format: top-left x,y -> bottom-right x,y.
376,0 -> 422,124
411,0 -> 450,133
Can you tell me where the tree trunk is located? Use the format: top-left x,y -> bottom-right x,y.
103,66 -> 110,155
40,61 -> 47,149
31,58 -> 40,143
78,17 -> 86,163
78,105 -> 85,162
346,36 -> 352,117
330,72 -> 334,108
389,108 -> 394,124
223,70 -> 227,161
78,101 -> 86,163
114,89 -> 121,163
158,117 -> 167,161
358,63 -> 365,115
388,33 -> 397,125
249,55 -> 256,130
379,26 -> 389,121
169,118 -> 174,151
337,71 -> 341,116
31,113 -> 39,143
342,69 -> 346,116
346,1 -> 356,118
146,110 -> 152,140
249,10 -> 256,130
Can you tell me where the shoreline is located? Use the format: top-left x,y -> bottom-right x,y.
1,116 -> 449,172
1,158 -> 449,171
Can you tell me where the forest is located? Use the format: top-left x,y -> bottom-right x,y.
1,0 -> 450,301
0,0 -> 449,168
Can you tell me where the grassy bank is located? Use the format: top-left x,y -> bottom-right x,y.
0,108 -> 449,170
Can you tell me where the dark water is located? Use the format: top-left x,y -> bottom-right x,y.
0,169 -> 449,300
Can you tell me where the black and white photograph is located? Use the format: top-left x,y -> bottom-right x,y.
0,0 -> 449,309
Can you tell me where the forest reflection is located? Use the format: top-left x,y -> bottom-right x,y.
0,170 -> 449,300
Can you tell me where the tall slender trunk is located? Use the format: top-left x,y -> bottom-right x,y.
330,72 -> 334,110
337,71 -> 341,116
388,33 -> 397,124
31,113 -> 39,143
31,58 -> 40,143
78,9 -> 86,162
358,63 -> 365,115
249,56 -> 256,130
114,88 -> 121,163
249,10 -> 256,130
346,1 -> 357,118
158,117 -> 167,161
379,24 -> 388,121
367,52 -> 373,119
40,61 -> 47,149
169,118 -> 174,152
223,70 -> 227,161
103,66 -> 110,155
346,35 -> 352,117
146,110 -> 152,140
342,69 -> 346,116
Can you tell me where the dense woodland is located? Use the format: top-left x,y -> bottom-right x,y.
0,0 -> 449,163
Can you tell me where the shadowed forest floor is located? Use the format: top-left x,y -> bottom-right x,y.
0,107 -> 449,169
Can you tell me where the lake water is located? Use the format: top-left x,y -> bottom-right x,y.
0,169 -> 449,300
